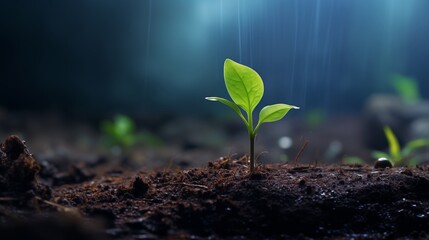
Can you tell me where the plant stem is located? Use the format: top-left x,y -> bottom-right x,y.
247,110 -> 255,173
249,133 -> 255,173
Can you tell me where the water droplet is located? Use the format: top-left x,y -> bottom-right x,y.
374,158 -> 392,169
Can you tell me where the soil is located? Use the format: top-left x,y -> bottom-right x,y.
0,136 -> 429,239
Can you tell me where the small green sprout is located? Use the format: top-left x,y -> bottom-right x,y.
101,114 -> 163,152
372,126 -> 429,167
206,59 -> 299,172
101,114 -> 137,150
391,74 -> 420,104
305,109 -> 326,128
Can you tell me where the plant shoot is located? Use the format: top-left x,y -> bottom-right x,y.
206,59 -> 299,172
373,126 -> 429,167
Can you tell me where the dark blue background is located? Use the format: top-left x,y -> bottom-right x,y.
1,0 -> 428,118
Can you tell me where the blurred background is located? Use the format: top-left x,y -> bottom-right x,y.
1,0 -> 428,171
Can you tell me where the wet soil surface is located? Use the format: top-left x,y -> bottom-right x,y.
1,136 -> 429,239
0,136 -> 429,240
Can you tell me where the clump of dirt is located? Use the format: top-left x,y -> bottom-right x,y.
0,135 -> 50,198
131,176 -> 150,197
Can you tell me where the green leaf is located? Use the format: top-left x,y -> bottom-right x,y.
114,115 -> 135,136
223,59 -> 264,114
206,58 -> 299,173
407,158 -> 418,167
392,74 -> 420,104
205,97 -> 248,126
255,104 -> 298,132
101,114 -> 136,148
402,138 -> 429,156
383,126 -> 401,163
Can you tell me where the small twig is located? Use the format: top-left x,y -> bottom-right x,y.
256,151 -> 269,163
158,182 -> 208,189
182,182 -> 208,189
35,196 -> 80,215
314,147 -> 320,167
226,152 -> 237,161
0,197 -> 22,202
165,156 -> 176,172
294,139 -> 309,165
256,151 -> 268,160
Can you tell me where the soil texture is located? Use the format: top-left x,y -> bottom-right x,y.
1,136 -> 429,239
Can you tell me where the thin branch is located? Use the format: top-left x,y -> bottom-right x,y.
157,182 -> 208,189
0,197 -> 22,202
294,139 -> 309,165
35,196 -> 80,215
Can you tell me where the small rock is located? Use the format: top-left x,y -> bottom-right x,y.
132,176 -> 149,197
0,135 -> 47,194
374,158 -> 393,169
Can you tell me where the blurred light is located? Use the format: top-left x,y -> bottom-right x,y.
278,136 -> 292,149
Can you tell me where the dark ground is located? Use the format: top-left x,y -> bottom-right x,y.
1,135 -> 429,240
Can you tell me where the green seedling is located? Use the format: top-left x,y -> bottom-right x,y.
101,114 -> 163,151
391,74 -> 420,104
206,59 -> 299,172
372,126 -> 429,167
101,114 -> 137,150
305,108 -> 326,128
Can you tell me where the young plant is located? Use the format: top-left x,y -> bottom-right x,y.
372,126 -> 429,167
206,59 -> 299,172
391,74 -> 420,105
101,114 -> 137,150
101,114 -> 163,151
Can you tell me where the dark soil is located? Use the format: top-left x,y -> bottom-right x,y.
1,136 -> 429,239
